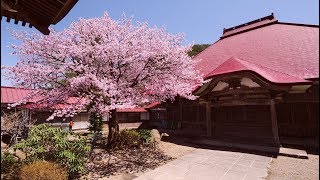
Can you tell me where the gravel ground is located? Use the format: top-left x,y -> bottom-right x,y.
266,154 -> 319,180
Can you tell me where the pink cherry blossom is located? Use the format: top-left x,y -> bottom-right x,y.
2,12 -> 203,119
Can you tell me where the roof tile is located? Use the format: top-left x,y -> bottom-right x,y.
204,57 -> 311,84
1,86 -> 157,113
195,22 -> 319,80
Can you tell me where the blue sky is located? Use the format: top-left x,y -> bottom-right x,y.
1,0 -> 319,86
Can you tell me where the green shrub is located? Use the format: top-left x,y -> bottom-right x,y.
120,129 -> 141,147
137,129 -> 152,143
1,152 -> 21,180
108,129 -> 153,149
1,152 -> 15,171
14,124 -> 91,178
111,129 -> 141,149
20,160 -> 68,180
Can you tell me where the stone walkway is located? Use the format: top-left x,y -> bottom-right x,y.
135,148 -> 273,180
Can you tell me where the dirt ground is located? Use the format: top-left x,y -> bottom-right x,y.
267,154 -> 319,180
94,140 -> 196,180
80,140 -> 195,180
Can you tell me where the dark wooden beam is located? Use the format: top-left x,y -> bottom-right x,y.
1,3 -> 51,35
212,88 -> 270,97
17,6 -> 50,34
52,0 -> 78,24
57,0 -> 67,5
196,103 -> 200,122
284,92 -> 319,103
205,101 -> 212,137
181,121 -> 204,125
284,99 -> 319,103
212,99 -> 271,107
179,97 -> 182,122
33,24 -> 50,35
196,78 -> 217,96
19,1 -> 55,22
206,92 -> 272,102
270,99 -> 281,146
307,103 -> 312,131
200,71 -> 292,97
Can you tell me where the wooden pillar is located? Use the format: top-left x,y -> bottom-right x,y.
179,98 -> 183,122
206,101 -> 212,137
270,99 -> 281,146
196,102 -> 200,122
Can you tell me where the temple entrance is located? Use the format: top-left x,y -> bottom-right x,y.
211,105 -> 275,146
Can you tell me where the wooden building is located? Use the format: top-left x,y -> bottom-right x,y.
162,14 -> 319,148
1,0 -> 78,34
1,86 -> 158,130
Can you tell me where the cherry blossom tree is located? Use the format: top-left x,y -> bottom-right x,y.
2,12 -> 203,146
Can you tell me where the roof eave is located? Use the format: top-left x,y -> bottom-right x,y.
277,22 -> 319,28
52,0 -> 78,24
204,70 -> 313,86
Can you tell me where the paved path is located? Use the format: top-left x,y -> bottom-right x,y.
135,148 -> 273,180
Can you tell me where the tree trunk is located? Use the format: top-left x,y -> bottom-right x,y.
107,109 -> 119,149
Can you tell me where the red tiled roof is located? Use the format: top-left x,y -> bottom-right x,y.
204,57 -> 311,84
117,102 -> 160,113
1,86 -> 157,113
21,97 -> 86,110
1,86 -> 34,104
194,15 -> 319,81
117,108 -> 147,113
221,14 -> 277,39
143,102 -> 160,109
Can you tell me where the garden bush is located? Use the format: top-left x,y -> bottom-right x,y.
109,129 -> 153,149
1,152 -> 21,180
1,152 -> 15,172
137,129 -> 152,143
14,124 -> 91,178
110,129 -> 141,149
20,160 -> 68,180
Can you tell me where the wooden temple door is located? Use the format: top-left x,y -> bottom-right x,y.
211,105 -> 275,146
277,102 -> 319,139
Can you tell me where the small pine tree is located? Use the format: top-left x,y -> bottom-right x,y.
88,113 -> 103,133
88,113 -> 104,159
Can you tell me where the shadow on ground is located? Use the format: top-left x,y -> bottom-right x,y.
83,145 -> 172,179
162,135 -> 278,158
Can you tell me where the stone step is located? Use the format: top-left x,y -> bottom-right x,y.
279,147 -> 308,159
188,139 -> 309,159
188,139 -> 279,154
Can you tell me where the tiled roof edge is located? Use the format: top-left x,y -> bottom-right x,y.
220,20 -> 278,39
